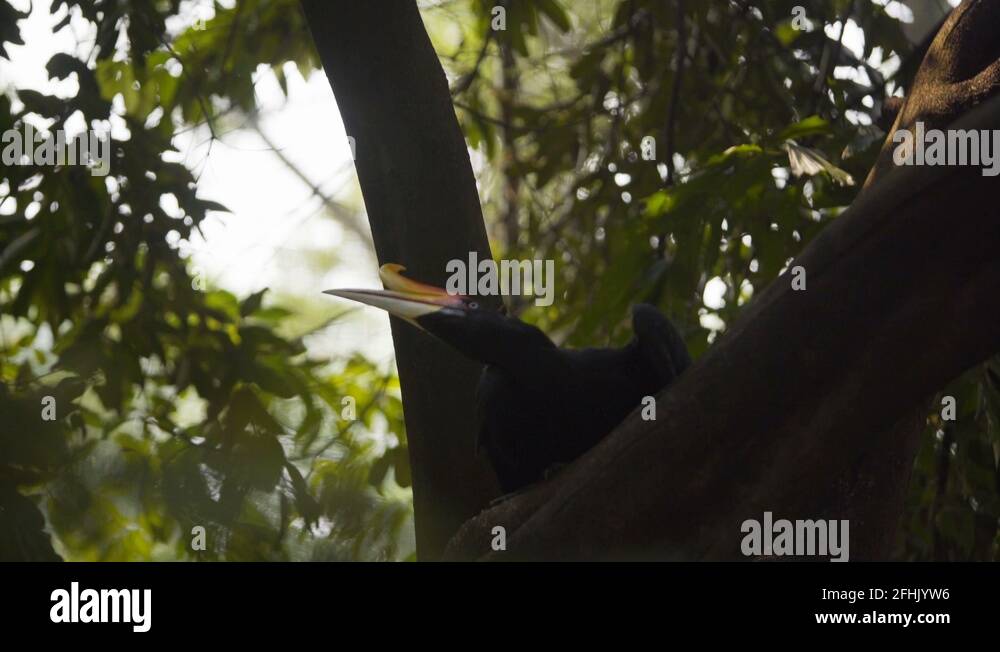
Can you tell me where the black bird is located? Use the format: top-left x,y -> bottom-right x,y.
326,264 -> 691,493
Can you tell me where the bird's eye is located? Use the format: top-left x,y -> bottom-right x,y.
468,301 -> 479,310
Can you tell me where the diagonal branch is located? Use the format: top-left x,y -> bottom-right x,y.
447,0 -> 1000,561
250,117 -> 373,248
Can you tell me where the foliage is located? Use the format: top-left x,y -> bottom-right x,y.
1,0 -> 411,561
433,0 -> 999,559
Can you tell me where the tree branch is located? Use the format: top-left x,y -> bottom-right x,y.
249,117 -> 373,248
447,0 -> 1000,561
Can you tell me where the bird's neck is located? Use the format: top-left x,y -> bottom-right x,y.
478,318 -> 562,384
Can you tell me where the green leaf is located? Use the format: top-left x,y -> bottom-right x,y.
537,0 -> 571,32
392,447 -> 411,488
0,1 -> 28,60
0,487 -> 62,561
240,288 -> 268,317
285,462 -> 320,526
197,198 -> 231,214
778,116 -> 831,142
15,90 -> 64,118
368,454 -> 391,488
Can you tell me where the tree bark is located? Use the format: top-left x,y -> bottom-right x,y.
300,0 -> 501,559
447,0 -> 1000,560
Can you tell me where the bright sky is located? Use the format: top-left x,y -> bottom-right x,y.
0,0 -> 396,368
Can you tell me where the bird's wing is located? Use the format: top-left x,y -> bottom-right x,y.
475,365 -> 533,492
474,365 -> 510,458
631,303 -> 692,385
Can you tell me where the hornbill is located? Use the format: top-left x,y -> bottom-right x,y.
325,264 -> 692,493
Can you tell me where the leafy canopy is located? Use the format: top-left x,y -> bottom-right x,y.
1,0 -> 411,561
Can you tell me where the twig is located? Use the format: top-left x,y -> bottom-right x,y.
250,117 -> 373,247
451,29 -> 493,96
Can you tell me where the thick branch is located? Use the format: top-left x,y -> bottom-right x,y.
448,0 -> 1000,560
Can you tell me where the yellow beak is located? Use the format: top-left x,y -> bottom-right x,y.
323,264 -> 464,324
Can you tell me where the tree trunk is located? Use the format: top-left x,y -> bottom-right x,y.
300,0 -> 501,559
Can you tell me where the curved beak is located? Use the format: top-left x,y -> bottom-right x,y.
323,263 -> 465,326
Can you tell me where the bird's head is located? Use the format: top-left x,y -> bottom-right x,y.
324,263 -> 492,325
324,263 -> 550,366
